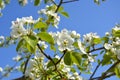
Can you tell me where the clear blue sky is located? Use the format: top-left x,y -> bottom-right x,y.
0,0 -> 120,80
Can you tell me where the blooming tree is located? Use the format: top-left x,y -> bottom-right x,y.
0,0 -> 120,80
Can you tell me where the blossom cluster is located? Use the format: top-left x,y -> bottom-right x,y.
104,25 -> 120,60
50,29 -> 80,51
38,5 -> 60,28
10,16 -> 35,39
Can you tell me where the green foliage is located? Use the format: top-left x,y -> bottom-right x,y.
71,52 -> 82,66
34,0 -> 41,6
37,32 -> 54,45
24,35 -> 38,53
47,58 -> 58,68
102,51 -> 113,66
115,65 -> 120,78
16,39 -> 24,51
64,52 -> 73,65
93,38 -> 101,44
34,21 -> 47,29
60,11 -> 69,18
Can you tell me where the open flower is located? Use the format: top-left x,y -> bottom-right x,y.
57,29 -> 74,51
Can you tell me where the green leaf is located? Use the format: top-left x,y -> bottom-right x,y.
34,0 -> 40,6
93,38 -> 101,44
16,39 -> 24,52
50,44 -> 56,52
71,52 -> 82,65
34,22 -> 47,29
47,58 -> 58,68
58,6 -> 64,12
73,42 -> 79,49
112,30 -> 120,37
115,67 -> 120,78
102,52 -> 112,66
24,35 -> 37,53
37,32 -> 54,45
60,11 -> 69,18
44,0 -> 49,4
64,52 -> 72,65
102,37 -> 109,43
94,0 -> 100,5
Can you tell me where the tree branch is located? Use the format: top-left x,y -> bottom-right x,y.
23,55 -> 31,74
55,0 -> 63,13
89,60 -> 103,80
55,50 -> 67,65
99,60 -> 120,80
91,72 -> 115,80
50,0 -> 57,6
87,47 -> 105,53
62,0 -> 79,4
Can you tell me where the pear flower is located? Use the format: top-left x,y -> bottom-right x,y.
0,36 -> 4,44
0,67 -> 3,72
10,16 -> 35,38
83,32 -> 99,45
57,29 -> 74,51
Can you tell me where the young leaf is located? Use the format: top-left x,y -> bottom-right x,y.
16,39 -> 24,51
34,0 -> 40,6
115,67 -> 120,78
60,11 -> 69,18
24,35 -> 37,53
93,38 -> 101,44
71,52 -> 82,65
37,32 -> 54,45
34,22 -> 47,29
64,52 -> 72,65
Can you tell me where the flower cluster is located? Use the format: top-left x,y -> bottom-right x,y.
50,29 -> 80,51
0,36 -> 4,45
10,16 -> 35,39
38,5 -> 60,28
104,25 -> 120,60
83,32 -> 100,46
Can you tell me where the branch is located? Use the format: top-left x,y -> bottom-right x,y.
62,0 -> 79,4
91,72 -> 115,80
55,0 -> 63,13
87,47 -> 105,53
37,44 -> 63,78
99,60 -> 120,80
23,55 -> 31,74
50,0 -> 57,6
55,50 -> 67,65
89,60 -> 103,80
0,63 -> 17,80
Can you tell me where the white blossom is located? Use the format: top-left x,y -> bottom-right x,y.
12,55 -> 21,62
10,16 -> 35,38
0,36 -> 4,44
78,40 -> 87,54
83,32 -> 99,45
57,29 -> 74,51
38,41 -> 48,49
104,43 -> 112,50
112,26 -> 120,31
0,67 -> 3,72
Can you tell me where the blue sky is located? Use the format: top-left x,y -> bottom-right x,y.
0,0 -> 120,80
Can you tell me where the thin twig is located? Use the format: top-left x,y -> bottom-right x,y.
87,47 -> 105,53
91,72 -> 115,80
0,62 -> 17,80
89,60 -> 103,80
62,0 -> 79,4
50,0 -> 57,6
55,50 -> 67,65
23,55 -> 31,74
99,60 -> 120,80
55,0 -> 63,13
